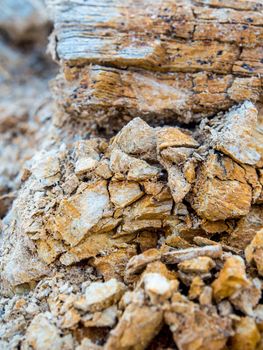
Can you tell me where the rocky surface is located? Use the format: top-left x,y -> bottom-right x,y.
0,0 -> 263,349
47,0 -> 263,132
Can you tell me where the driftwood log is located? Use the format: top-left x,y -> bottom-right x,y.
0,1 -> 263,349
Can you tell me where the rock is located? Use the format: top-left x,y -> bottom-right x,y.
245,229 -> 263,276
112,117 -> 156,159
230,317 -> 261,350
156,127 -> 198,151
109,181 -> 143,208
178,256 -> 216,274
213,101 -> 260,165
226,206 -> 263,250
105,304 -> 163,350
82,305 -> 118,328
31,151 -> 61,187
60,308 -> 80,329
230,278 -> 261,316
167,166 -> 191,203
2,0 -> 263,348
199,286 -> 213,306
162,245 -> 222,264
25,313 -> 64,350
165,293 -> 232,350
125,249 -> 162,277
212,256 -> 251,302
188,276 -> 205,300
110,149 -> 159,181
190,153 -> 252,221
76,338 -> 103,350
143,272 -> 174,302
75,279 -> 125,312
55,180 -> 110,246
91,246 -> 137,280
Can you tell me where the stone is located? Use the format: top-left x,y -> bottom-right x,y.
82,305 -> 118,328
75,279 -> 125,312
230,278 -> 261,316
188,276 -> 205,300
178,256 -> 216,274
143,272 -> 173,301
212,256 -> 251,302
55,180 -> 109,246
25,313 -> 64,350
213,101 -> 260,165
165,295 -> 232,350
245,229 -> 263,276
156,127 -> 198,151
109,181 -> 143,208
230,317 -> 261,350
125,249 -> 162,277
112,117 -> 156,158
162,245 -> 222,264
190,153 -> 252,221
105,304 -> 163,350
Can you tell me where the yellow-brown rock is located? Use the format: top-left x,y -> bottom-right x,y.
245,229 -> 263,276
165,295 -> 232,350
230,317 -> 261,350
55,180 -> 110,246
109,181 -> 143,208
178,257 -> 216,274
75,279 -> 125,313
190,153 -> 252,221
105,304 -> 163,350
212,256 -> 251,302
2,0 -> 263,349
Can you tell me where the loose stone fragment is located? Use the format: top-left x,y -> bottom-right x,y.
82,305 -> 118,328
105,304 -> 163,350
213,101 -> 260,165
167,166 -> 191,203
229,317 -> 261,350
125,249 -> 162,277
25,313 -> 64,350
230,278 -> 261,316
190,153 -> 252,221
165,293 -> 232,350
245,229 -> 263,276
55,180 -> 109,246
157,127 -> 199,151
109,181 -> 143,208
112,117 -> 156,158
199,286 -> 213,306
188,276 -> 205,300
31,151 -> 61,187
75,279 -> 125,312
91,246 -> 137,280
162,245 -> 222,264
142,272 -> 178,304
60,308 -> 80,329
212,256 -> 251,302
178,256 -> 216,274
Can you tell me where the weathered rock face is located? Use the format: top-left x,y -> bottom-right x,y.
1,0 -> 263,349
47,0 -> 263,131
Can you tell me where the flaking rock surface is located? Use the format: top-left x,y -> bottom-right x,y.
0,0 -> 263,349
